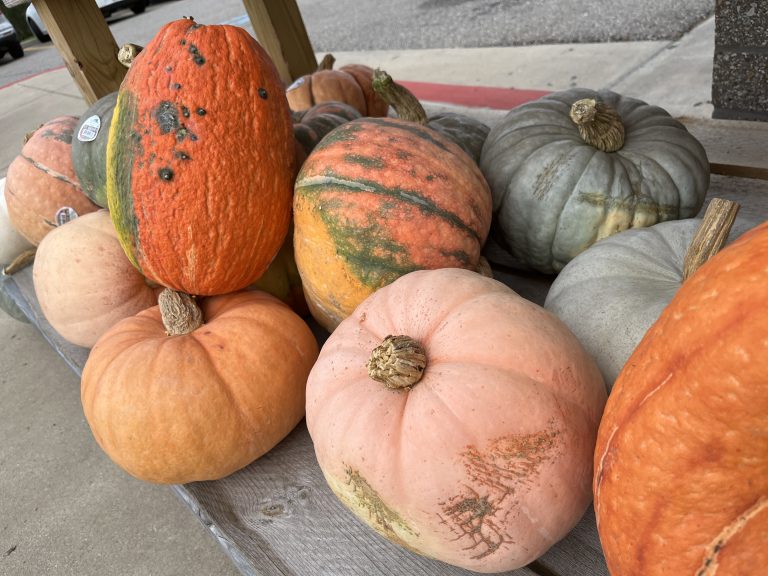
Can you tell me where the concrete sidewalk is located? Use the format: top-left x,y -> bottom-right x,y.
0,16 -> 716,576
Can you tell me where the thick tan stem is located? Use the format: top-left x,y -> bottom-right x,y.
317,53 -> 335,71
371,69 -> 428,125
569,98 -> 625,152
158,289 -> 204,336
367,335 -> 427,390
2,249 -> 36,275
118,43 -> 143,68
683,198 -> 741,280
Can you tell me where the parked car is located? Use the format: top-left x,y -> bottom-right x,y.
26,0 -> 148,43
0,13 -> 23,60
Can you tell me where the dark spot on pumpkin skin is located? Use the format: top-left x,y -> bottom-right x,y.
196,108 -> 206,116
158,167 -> 174,181
426,175 -> 434,181
38,127 -> 74,144
258,88 -> 268,99
171,83 -> 182,90
188,44 -> 205,66
153,101 -> 180,135
165,65 -> 173,73
174,150 -> 191,161
181,106 -> 190,118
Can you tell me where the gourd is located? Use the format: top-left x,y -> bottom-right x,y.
71,91 -> 118,208
593,220 -> 768,576
106,18 -> 296,296
0,184 -> 34,266
545,198 -> 752,388
293,90 -> 492,332
286,54 -> 389,117
306,267 -> 607,573
33,210 -> 159,348
81,289 -> 319,484
372,69 -> 490,163
292,100 -> 362,157
5,115 -> 99,245
480,88 -> 710,273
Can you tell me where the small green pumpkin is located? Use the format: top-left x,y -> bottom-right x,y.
480,88 -> 710,273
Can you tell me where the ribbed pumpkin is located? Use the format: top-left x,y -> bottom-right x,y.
293,110 -> 492,332
81,289 -> 319,484
292,100 -> 362,157
5,116 -> 99,245
71,91 -> 118,208
307,268 -> 607,572
286,54 -> 389,117
593,220 -> 768,576
480,88 -> 710,273
33,210 -> 159,348
107,18 -> 296,295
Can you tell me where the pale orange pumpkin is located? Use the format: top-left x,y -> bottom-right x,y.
306,268 -> 607,572
81,289 -> 319,484
33,210 -> 159,348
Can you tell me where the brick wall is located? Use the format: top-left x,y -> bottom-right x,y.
712,0 -> 768,121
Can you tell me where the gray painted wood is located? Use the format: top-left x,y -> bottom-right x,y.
4,173 -> 767,576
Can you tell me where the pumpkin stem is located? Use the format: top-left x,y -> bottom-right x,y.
158,289 -> 204,336
317,53 -> 335,71
569,98 -> 625,152
367,335 -> 427,390
683,198 -> 740,280
2,249 -> 36,276
118,43 -> 143,68
475,256 -> 494,278
371,69 -> 429,125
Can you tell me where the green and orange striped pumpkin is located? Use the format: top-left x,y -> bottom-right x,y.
293,117 -> 492,332
106,18 -> 296,295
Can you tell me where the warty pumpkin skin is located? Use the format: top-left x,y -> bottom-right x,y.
107,18 -> 295,295
593,221 -> 768,576
480,88 -> 710,273
5,115 -> 99,245
307,268 -> 607,572
81,290 -> 319,484
293,117 -> 492,332
33,210 -> 159,348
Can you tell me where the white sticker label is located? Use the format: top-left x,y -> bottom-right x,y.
77,115 -> 101,142
55,207 -> 78,226
286,77 -> 305,92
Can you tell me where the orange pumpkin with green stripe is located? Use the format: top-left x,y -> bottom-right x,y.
107,18 -> 295,295
293,117 -> 492,332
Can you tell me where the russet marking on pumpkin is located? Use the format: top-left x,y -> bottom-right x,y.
438,488 -> 506,560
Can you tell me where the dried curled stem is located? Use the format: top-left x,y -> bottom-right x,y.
158,289 -> 204,336
118,43 -> 143,68
371,69 -> 429,125
569,98 -> 625,152
367,335 -> 427,390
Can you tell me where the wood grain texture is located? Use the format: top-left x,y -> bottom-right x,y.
241,0 -> 318,84
32,0 -> 125,105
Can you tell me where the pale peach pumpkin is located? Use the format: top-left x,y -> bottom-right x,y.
306,268 -> 607,572
33,210 -> 159,348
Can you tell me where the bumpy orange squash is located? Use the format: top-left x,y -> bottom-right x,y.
107,18 -> 295,295
307,268 -> 607,572
593,221 -> 768,575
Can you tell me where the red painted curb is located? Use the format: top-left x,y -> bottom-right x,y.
399,80 -> 550,110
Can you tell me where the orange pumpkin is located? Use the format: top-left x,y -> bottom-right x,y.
107,18 -> 295,295
593,221 -> 768,575
81,289 -> 319,484
286,54 -> 389,117
306,268 -> 607,572
33,210 -> 159,348
5,116 -> 99,245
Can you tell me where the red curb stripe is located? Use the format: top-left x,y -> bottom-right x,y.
399,80 -> 550,110
0,65 -> 67,91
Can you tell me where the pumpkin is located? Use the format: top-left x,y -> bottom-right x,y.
479,88 -> 710,274
593,220 -> 768,576
107,18 -> 296,296
81,289 -> 319,484
71,91 -> 118,208
293,99 -> 492,332
544,199 -> 754,388
306,267 -> 607,572
33,210 -> 159,348
0,183 -> 34,266
286,54 -> 389,117
0,249 -> 34,324
372,69 -> 490,163
292,100 -> 362,157
5,115 -> 99,245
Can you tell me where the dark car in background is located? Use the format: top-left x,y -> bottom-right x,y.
0,13 -> 23,60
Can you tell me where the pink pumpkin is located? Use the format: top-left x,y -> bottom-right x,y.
306,267 -> 607,572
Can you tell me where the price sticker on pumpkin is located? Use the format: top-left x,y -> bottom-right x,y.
77,115 -> 101,142
55,207 -> 79,226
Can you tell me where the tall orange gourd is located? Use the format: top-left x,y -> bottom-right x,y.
593,221 -> 768,575
106,18 -> 295,295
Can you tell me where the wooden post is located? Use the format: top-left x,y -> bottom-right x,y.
31,0 -> 125,105
241,0 -> 318,84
